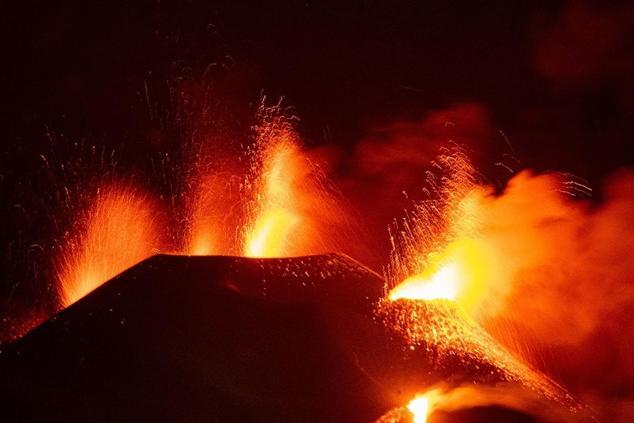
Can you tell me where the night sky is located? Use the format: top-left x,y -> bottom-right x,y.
4,1 -> 633,174
1,1 -> 633,318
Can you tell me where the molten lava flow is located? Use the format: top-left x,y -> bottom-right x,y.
407,390 -> 442,423
244,137 -> 302,257
57,183 -> 163,305
407,395 -> 431,423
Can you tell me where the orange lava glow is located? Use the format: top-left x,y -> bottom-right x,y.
244,137 -> 302,257
185,173 -> 236,256
408,396 -> 431,423
390,262 -> 459,301
57,184 -> 163,306
407,390 -> 442,423
387,150 -> 496,316
389,237 -> 496,314
52,102 -> 345,306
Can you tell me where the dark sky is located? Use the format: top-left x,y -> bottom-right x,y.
1,0 -> 633,313
3,1 -> 633,178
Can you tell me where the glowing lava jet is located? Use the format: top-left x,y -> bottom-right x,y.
406,390 -> 442,423
242,103 -> 348,259
388,237 -> 495,316
56,103 -> 340,305
390,263 -> 460,301
386,149 -> 495,314
244,134 -> 303,258
57,183 -> 164,306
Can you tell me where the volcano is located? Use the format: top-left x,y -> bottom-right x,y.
0,254 -> 579,422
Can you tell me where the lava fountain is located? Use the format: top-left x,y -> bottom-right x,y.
56,182 -> 164,306
244,133 -> 303,258
242,101 -> 351,258
54,101 -> 346,306
387,148 -> 496,316
186,172 -> 236,256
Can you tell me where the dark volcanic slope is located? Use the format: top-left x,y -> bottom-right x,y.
0,254 -> 581,423
0,254 -> 388,423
